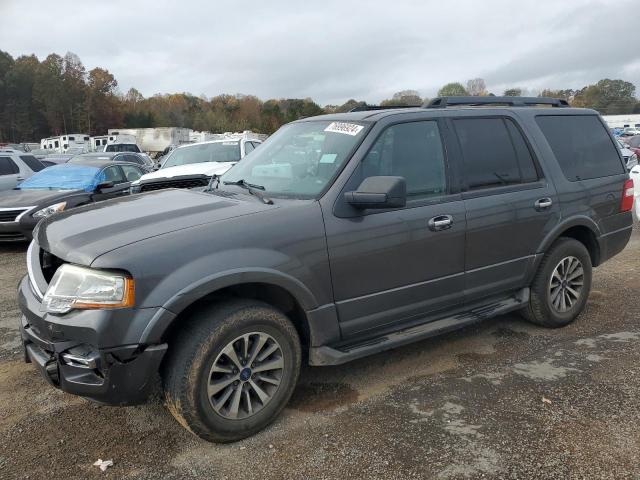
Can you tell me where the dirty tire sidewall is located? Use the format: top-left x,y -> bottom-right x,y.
525,237 -> 592,328
164,300 -> 301,443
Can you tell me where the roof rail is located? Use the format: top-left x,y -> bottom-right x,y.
425,96 -> 569,109
349,104 -> 421,112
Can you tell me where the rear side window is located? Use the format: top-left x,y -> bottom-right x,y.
0,157 -> 19,175
536,115 -> 625,181
20,155 -> 45,172
454,117 -> 538,190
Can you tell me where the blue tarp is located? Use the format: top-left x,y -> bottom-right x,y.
17,164 -> 101,191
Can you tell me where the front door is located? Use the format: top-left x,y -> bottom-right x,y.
0,157 -> 21,191
324,119 -> 466,339
92,165 -> 132,201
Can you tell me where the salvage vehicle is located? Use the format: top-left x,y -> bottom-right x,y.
18,97 -> 633,442
0,159 -> 146,241
68,151 -> 155,172
0,149 -> 46,192
616,138 -> 638,171
130,135 -> 261,193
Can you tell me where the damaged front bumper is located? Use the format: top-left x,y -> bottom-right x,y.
18,275 -> 167,405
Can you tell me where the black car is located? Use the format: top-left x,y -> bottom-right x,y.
18,96 -> 633,442
0,159 -> 146,241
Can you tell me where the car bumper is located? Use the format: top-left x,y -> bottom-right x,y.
18,275 -> 167,405
0,217 -> 36,242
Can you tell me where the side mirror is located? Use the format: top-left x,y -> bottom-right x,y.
345,176 -> 406,209
95,181 -> 115,192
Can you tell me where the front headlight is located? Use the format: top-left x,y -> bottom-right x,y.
33,202 -> 66,219
42,264 -> 135,314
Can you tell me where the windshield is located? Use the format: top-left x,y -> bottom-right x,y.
105,144 -> 140,153
221,121 -> 367,198
17,164 -> 100,191
163,142 -> 241,168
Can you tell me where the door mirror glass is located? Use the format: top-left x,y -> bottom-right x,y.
95,181 -> 115,192
345,176 -> 406,209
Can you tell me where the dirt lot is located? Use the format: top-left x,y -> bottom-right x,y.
1,226 -> 639,480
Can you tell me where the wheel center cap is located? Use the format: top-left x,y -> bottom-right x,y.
239,367 -> 252,382
561,279 -> 568,288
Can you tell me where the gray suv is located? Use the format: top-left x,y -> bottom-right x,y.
18,97 -> 634,442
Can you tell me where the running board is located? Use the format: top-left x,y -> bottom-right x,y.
309,288 -> 529,366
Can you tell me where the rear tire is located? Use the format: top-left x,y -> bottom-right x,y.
162,299 -> 301,443
522,237 -> 592,328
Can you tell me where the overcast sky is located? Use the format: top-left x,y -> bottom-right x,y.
1,0 -> 638,105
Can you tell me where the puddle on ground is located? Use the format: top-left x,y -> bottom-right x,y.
288,382 -> 359,413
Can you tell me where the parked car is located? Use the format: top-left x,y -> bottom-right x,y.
0,148 -> 46,192
0,159 -> 146,242
631,165 -> 640,219
68,151 -> 154,173
130,137 -> 261,193
621,135 -> 640,158
621,127 -> 640,136
18,97 -> 633,443
616,138 -> 638,171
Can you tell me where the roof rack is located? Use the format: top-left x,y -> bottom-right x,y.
425,96 -> 569,109
349,104 -> 421,112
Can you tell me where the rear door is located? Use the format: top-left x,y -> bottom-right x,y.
0,157 -> 21,191
448,116 -> 560,300
325,119 -> 466,339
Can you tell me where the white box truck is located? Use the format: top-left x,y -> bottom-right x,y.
108,127 -> 191,157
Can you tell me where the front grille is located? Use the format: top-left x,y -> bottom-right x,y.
140,177 -> 210,192
40,249 -> 65,283
0,208 -> 28,223
0,232 -> 26,241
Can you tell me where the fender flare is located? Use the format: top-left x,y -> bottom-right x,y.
536,216 -> 601,255
140,268 -> 319,344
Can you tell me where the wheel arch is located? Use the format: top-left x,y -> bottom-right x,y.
141,269 -> 319,352
537,216 -> 602,266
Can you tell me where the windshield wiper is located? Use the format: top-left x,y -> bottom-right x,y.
222,179 -> 273,205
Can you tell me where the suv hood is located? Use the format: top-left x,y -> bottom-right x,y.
35,189 -> 271,265
137,162 -> 236,183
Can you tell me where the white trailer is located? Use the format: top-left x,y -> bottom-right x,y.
40,134 -> 90,153
602,114 -> 640,129
91,135 -> 109,151
108,127 -> 191,157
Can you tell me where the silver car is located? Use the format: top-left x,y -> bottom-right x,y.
0,149 -> 46,192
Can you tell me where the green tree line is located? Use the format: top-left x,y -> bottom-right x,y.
1,51 -> 638,143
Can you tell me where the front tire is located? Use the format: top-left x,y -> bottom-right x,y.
162,299 -> 301,443
522,237 -> 592,328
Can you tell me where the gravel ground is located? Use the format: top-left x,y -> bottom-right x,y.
0,226 -> 639,480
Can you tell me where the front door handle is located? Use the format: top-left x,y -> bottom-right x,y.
428,215 -> 453,231
534,197 -> 553,211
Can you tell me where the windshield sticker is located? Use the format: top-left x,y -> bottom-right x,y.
319,154 -> 338,164
324,122 -> 364,136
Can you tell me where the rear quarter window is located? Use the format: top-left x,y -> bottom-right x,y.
20,155 -> 45,172
536,115 -> 624,181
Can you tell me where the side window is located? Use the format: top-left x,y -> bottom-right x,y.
454,117 -> 537,190
20,155 -> 45,172
0,157 -> 19,175
361,121 -> 447,199
244,141 -> 255,154
251,141 -> 261,149
121,165 -> 143,182
536,115 -> 625,181
100,166 -> 126,184
54,140 -> 59,148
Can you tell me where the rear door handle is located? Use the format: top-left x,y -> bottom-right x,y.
534,198 -> 553,211
428,215 -> 453,231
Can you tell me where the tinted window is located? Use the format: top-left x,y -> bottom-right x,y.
121,164 -> 143,182
100,166 -> 126,184
244,141 -> 255,154
0,157 -> 19,175
20,155 -> 45,172
454,118 -> 537,190
362,121 -> 446,199
105,144 -> 140,153
536,115 -> 625,181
